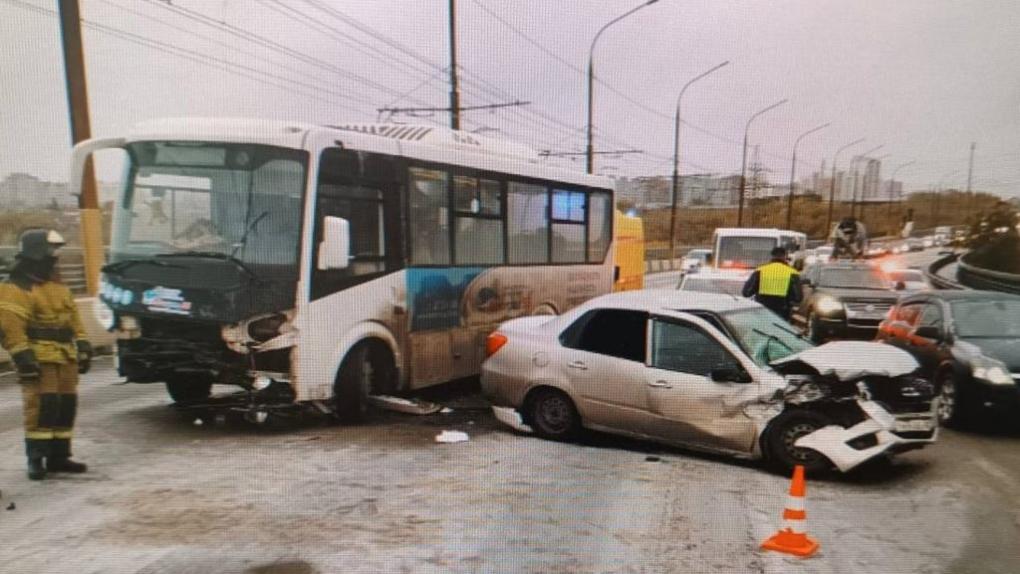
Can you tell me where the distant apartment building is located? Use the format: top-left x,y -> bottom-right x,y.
0,173 -> 71,209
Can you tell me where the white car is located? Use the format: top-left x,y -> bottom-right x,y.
482,291 -> 938,474
677,268 -> 747,297
680,248 -> 712,273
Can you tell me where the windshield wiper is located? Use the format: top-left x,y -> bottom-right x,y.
156,251 -> 258,279
103,258 -> 184,273
231,210 -> 269,259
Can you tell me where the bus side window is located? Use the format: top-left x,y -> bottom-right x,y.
453,175 -> 504,265
587,191 -> 611,263
508,181 -> 549,264
551,189 -> 586,263
409,167 -> 451,265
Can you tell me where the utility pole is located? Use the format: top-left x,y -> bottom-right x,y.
58,0 -> 101,296
448,0 -> 461,129
966,142 -> 975,193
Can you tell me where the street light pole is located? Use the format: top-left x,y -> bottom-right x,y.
888,160 -> 914,231
826,138 -> 865,237
586,0 -> 660,174
668,60 -> 729,259
785,122 -> 830,229
737,98 -> 788,227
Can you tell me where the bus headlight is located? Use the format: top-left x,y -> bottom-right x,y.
93,300 -> 115,331
815,296 -> 844,316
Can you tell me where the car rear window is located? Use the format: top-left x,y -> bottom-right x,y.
560,309 -> 648,362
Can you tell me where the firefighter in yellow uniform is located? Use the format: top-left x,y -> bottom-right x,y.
0,229 -> 92,480
741,246 -> 803,321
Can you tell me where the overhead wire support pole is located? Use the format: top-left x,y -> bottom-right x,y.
57,0 -> 101,296
586,0 -> 659,174
448,0 -> 460,129
785,122 -> 830,230
826,138 -> 865,236
669,60 -> 730,260
737,98 -> 788,227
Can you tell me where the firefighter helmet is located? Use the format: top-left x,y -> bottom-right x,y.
17,229 -> 65,261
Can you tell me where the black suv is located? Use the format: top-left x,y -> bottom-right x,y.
793,262 -> 899,343
877,290 -> 1020,427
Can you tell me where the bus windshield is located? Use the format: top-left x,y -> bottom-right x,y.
112,142 -> 307,267
716,236 -> 777,269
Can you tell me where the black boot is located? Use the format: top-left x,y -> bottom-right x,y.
27,457 -> 46,480
47,457 -> 88,473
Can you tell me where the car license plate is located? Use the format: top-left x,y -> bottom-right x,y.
895,418 -> 934,432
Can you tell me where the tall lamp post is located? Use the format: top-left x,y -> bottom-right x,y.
825,138 -> 865,236
668,60 -> 730,259
586,0 -> 660,174
785,122 -> 830,229
887,160 -> 914,232
857,152 -> 890,220
737,98 -> 788,227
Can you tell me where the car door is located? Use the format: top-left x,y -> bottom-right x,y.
643,315 -> 760,454
558,308 -> 655,434
907,302 -> 947,376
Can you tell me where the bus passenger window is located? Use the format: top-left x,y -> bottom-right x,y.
508,182 -> 549,264
409,167 -> 451,265
551,189 -> 586,263
587,191 -> 611,263
453,176 -> 503,265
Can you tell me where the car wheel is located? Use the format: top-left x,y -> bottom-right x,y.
165,377 -> 212,405
766,410 -> 834,475
334,341 -> 396,423
526,388 -> 581,441
936,369 -> 968,428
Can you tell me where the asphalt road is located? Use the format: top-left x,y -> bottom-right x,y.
0,356 -> 1018,574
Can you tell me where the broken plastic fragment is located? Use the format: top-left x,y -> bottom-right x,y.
367,395 -> 443,415
435,430 -> 470,444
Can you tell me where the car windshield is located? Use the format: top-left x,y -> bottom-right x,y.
722,307 -> 814,367
680,276 -> 745,296
952,299 -> 1020,338
111,142 -> 307,267
716,236 -> 777,268
686,250 -> 711,260
818,267 -> 888,289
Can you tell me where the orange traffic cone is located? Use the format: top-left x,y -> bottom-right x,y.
761,465 -> 820,558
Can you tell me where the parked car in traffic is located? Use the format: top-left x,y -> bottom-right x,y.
676,268 -> 747,297
885,268 -> 932,292
793,261 -> 901,342
482,291 -> 937,474
907,238 -> 925,252
680,248 -> 712,274
876,291 -> 1020,427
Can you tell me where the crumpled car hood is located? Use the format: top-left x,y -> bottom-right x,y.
771,341 -> 919,381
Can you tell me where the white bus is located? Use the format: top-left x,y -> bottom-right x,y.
75,118 -> 615,419
710,228 -> 808,271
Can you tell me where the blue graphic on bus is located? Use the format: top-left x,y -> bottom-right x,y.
407,267 -> 485,331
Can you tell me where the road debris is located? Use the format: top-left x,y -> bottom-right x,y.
434,430 -> 470,444
367,395 -> 444,415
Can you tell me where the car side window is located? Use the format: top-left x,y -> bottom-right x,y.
651,319 -> 741,377
561,309 -> 648,363
917,303 -> 943,329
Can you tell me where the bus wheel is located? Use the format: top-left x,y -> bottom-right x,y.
333,341 -> 396,423
165,377 -> 212,405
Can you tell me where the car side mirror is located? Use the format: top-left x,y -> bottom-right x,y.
894,281 -> 906,291
914,325 -> 942,341
317,216 -> 351,270
711,366 -> 751,384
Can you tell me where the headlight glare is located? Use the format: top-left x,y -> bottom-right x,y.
971,357 -> 1014,386
815,296 -> 843,315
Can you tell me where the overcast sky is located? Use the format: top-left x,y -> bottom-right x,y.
1,0 -> 1018,197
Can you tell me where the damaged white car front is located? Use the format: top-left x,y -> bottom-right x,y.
768,342 -> 938,473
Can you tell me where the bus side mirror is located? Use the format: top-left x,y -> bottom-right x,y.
318,216 -> 351,270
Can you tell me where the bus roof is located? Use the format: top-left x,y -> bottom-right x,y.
124,117 -> 612,190
712,227 -> 806,238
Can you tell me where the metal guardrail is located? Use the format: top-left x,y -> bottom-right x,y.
957,254 -> 1020,295
926,253 -> 965,290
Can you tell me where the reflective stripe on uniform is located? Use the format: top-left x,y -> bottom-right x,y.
758,262 -> 798,297
0,300 -> 31,320
52,430 -> 73,439
26,430 -> 55,440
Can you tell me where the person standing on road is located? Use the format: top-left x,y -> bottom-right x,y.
0,229 -> 92,480
741,246 -> 803,321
